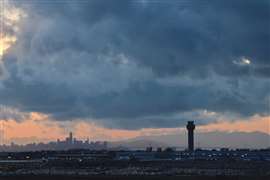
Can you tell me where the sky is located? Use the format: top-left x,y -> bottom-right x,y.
0,0 -> 269,146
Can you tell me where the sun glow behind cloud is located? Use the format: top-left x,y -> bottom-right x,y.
0,0 -> 26,58
233,57 -> 252,66
0,35 -> 16,57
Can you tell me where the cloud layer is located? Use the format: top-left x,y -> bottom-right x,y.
0,0 -> 269,129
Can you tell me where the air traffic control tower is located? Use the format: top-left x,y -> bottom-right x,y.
186,121 -> 195,151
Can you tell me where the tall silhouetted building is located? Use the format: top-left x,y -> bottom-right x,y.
186,121 -> 195,151
69,132 -> 73,144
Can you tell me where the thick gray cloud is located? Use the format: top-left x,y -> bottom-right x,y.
0,0 -> 269,129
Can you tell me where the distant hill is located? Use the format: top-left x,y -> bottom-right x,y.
109,131 -> 270,150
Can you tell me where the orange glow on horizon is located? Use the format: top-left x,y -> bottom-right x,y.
198,115 -> 270,134
0,112 -> 269,145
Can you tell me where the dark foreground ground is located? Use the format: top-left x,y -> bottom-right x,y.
0,175 -> 269,180
1,150 -> 270,179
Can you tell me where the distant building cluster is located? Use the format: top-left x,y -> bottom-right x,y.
0,132 -> 107,152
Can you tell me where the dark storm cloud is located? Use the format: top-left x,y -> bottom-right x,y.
0,0 -> 269,129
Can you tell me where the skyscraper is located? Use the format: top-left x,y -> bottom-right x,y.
69,132 -> 73,144
186,121 -> 195,151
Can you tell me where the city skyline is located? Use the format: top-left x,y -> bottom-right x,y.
0,124 -> 269,150
0,114 -> 269,147
0,131 -> 108,152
